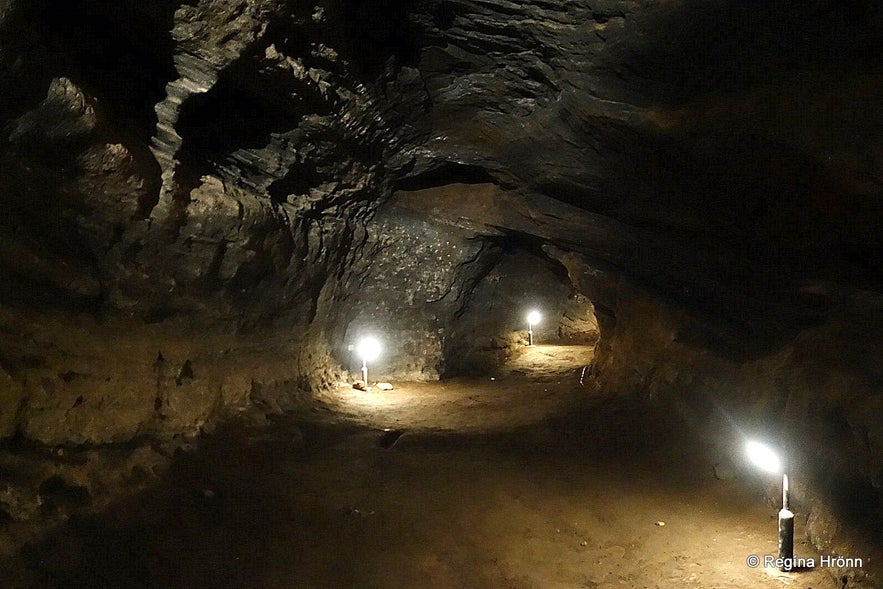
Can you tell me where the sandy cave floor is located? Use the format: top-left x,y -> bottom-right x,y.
1,345 -> 853,588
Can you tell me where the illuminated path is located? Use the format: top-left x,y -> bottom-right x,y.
316,345 -> 597,433
7,345 -> 844,588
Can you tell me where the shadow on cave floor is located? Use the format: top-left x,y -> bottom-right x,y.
0,355 -> 860,589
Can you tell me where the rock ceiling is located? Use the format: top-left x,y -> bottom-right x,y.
1,0 -> 880,323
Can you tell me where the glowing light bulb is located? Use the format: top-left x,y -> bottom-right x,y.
356,337 -> 382,362
526,310 -> 541,346
746,440 -> 781,473
355,337 -> 382,386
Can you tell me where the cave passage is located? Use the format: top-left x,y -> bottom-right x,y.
1,0 -> 881,587
1,348 -> 850,589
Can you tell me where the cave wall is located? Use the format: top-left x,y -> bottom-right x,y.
556,249 -> 883,574
338,202 -> 480,381
0,0 -> 429,443
373,179 -> 883,577
0,0 -> 881,575
2,0 -> 879,442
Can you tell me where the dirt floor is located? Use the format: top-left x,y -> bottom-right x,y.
0,345 -> 859,588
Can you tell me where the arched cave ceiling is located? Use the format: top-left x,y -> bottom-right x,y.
1,0 -> 880,323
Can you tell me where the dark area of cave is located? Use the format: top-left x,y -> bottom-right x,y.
1,1 -> 881,587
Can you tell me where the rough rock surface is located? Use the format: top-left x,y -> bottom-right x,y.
0,0 -> 881,575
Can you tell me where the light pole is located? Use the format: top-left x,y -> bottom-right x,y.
526,310 -> 541,346
746,440 -> 793,567
356,337 -> 382,386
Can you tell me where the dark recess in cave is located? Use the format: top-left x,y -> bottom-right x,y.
609,0 -> 883,105
318,0 -> 423,78
176,55 -> 330,170
395,161 -> 502,191
267,161 -> 325,203
38,476 -> 92,515
14,0 -> 185,139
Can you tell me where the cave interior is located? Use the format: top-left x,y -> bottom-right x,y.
0,1 -> 882,587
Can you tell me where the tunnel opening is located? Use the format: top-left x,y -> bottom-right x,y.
441,238 -> 600,379
335,199 -> 604,387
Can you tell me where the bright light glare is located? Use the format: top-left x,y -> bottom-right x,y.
527,310 -> 541,325
356,337 -> 382,362
746,440 -> 781,473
